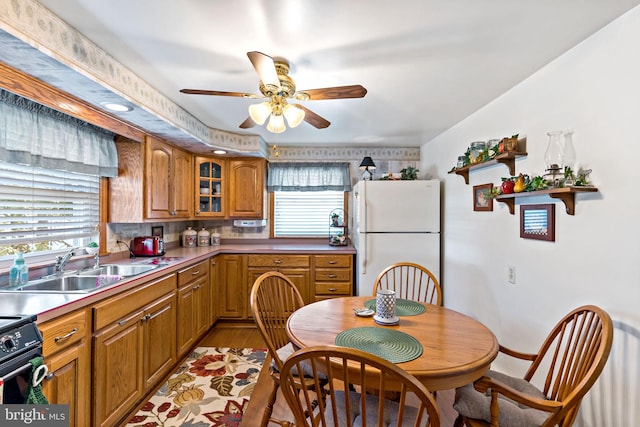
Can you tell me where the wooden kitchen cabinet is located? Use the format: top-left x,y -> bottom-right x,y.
194,156 -> 226,218
39,308 -> 91,427
210,255 -> 220,323
109,135 -> 193,222
228,158 -> 266,218
177,260 -> 210,358
247,254 -> 311,305
145,136 -> 192,219
92,274 -> 177,427
218,254 -> 247,318
313,254 -> 354,300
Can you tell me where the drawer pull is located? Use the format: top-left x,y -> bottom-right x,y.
118,319 -> 127,326
328,288 -> 338,292
192,270 -> 200,275
54,328 -> 78,342
273,259 -> 283,264
45,372 -> 55,381
328,260 -> 338,264
194,284 -> 201,290
327,274 -> 337,278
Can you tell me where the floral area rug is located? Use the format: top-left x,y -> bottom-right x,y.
126,347 -> 267,427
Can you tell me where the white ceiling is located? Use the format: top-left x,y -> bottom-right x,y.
24,0 -> 640,148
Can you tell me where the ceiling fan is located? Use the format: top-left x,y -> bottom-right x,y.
180,51 -> 367,133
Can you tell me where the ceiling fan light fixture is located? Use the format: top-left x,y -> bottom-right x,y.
248,101 -> 271,125
267,113 -> 286,133
283,104 -> 305,128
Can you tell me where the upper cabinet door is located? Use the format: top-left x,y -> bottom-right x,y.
194,157 -> 226,218
145,136 -> 192,219
228,158 -> 266,219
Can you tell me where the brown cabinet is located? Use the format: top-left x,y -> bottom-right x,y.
218,254 -> 247,318
146,136 -> 192,219
228,158 -> 266,218
39,308 -> 91,427
177,260 -> 210,358
109,135 -> 192,222
194,156 -> 226,218
247,254 -> 311,304
92,274 -> 176,427
313,254 -> 353,300
210,256 -> 220,324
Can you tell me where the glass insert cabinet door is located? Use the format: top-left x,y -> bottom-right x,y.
195,157 -> 225,217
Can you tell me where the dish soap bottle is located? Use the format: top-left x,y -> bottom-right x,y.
9,252 -> 29,286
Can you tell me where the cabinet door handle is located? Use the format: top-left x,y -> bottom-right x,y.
194,284 -> 201,290
45,372 -> 55,381
54,328 -> 78,342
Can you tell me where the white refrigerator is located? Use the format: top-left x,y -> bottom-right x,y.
353,180 -> 441,296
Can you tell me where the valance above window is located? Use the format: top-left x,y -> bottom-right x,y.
267,162 -> 351,192
0,89 -> 118,177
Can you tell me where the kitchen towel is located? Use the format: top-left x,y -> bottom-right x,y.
25,356 -> 49,404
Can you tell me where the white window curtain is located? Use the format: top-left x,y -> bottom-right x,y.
267,162 -> 351,192
0,89 -> 118,177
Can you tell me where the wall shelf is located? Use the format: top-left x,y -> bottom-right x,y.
494,186 -> 598,215
448,139 -> 527,184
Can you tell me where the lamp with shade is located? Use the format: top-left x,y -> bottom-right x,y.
359,156 -> 376,181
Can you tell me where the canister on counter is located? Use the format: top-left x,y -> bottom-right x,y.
210,230 -> 221,245
197,228 -> 210,246
182,226 -> 197,248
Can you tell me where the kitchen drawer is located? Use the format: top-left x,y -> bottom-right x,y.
315,282 -> 351,296
177,260 -> 209,287
315,269 -> 352,282
314,255 -> 351,268
93,274 -> 176,331
40,308 -> 89,356
248,254 -> 310,268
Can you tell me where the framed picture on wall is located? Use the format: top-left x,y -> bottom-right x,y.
520,204 -> 555,241
473,183 -> 493,212
151,225 -> 164,238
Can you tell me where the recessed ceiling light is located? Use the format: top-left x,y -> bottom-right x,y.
213,150 -> 227,155
101,102 -> 133,112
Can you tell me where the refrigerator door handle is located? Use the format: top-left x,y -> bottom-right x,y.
361,233 -> 367,274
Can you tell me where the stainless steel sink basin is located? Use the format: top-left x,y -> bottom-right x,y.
79,264 -> 160,277
0,263 -> 161,293
9,275 -> 122,293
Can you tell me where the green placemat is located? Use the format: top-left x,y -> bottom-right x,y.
335,327 -> 423,363
364,298 -> 426,316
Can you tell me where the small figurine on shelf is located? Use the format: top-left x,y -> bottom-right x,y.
331,212 -> 341,226
330,232 -> 347,246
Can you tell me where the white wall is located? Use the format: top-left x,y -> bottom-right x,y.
420,4 -> 640,375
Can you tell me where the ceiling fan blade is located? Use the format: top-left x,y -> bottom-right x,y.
247,51 -> 281,91
239,116 -> 256,129
294,104 -> 330,129
180,89 -> 259,98
294,84 -> 367,101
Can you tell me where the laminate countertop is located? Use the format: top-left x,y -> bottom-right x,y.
1,239 -> 355,323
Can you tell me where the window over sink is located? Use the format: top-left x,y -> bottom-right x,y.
0,160 -> 99,259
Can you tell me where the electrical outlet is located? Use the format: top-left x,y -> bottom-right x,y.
508,265 -> 516,284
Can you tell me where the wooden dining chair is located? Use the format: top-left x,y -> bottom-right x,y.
373,262 -> 442,305
249,271 -> 317,427
453,305 -> 614,427
275,345 -> 441,427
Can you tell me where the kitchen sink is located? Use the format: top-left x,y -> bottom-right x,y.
7,275 -> 121,293
78,263 -> 160,277
0,263 -> 162,293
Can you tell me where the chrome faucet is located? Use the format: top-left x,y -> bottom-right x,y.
54,248 -> 77,273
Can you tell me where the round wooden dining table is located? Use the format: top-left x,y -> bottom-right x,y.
286,296 -> 499,391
